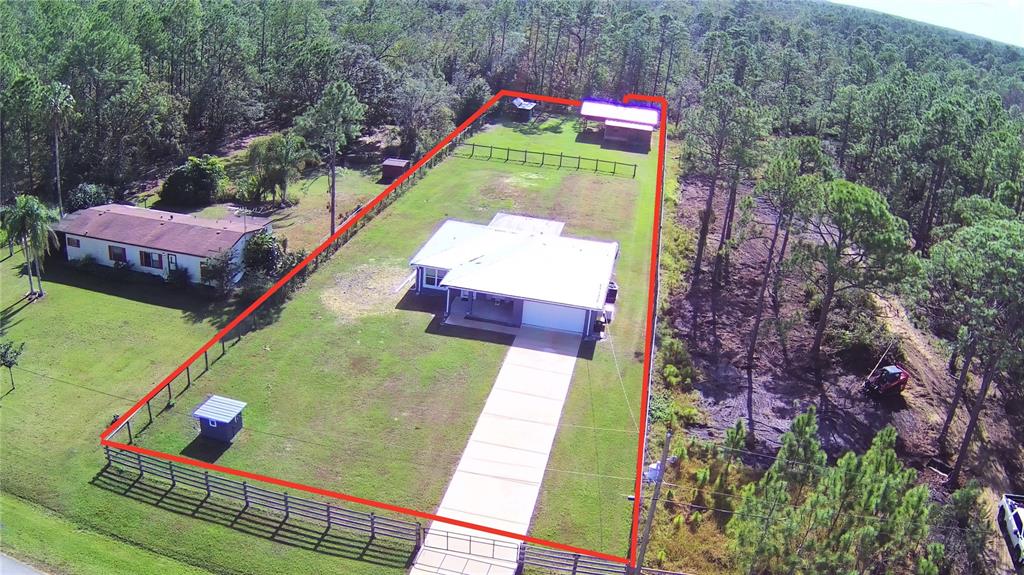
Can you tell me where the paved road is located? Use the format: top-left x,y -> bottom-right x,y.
409,327 -> 582,575
1,554 -> 45,575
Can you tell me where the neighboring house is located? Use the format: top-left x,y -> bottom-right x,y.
410,213 -> 619,339
579,100 -> 659,151
54,204 -> 272,285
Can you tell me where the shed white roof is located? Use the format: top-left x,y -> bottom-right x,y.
410,215 -> 618,310
580,101 -> 659,127
192,395 -> 247,423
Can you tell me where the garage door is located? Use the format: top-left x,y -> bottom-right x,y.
522,301 -> 586,333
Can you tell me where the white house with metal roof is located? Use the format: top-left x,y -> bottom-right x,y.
410,213 -> 618,338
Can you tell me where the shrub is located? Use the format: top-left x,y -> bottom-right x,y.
67,183 -> 113,212
243,230 -> 283,274
824,288 -> 904,369
160,155 -> 228,206
201,249 -> 240,297
237,270 -> 274,305
167,267 -> 191,287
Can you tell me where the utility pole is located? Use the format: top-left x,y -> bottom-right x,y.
634,431 -> 672,575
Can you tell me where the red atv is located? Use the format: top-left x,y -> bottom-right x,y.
862,364 -> 910,397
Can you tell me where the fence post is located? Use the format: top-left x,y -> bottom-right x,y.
370,512 -> 376,540
186,365 -> 191,387
487,145 -> 493,160
414,522 -> 422,552
577,156 -> 581,170
558,152 -> 563,169
326,503 -> 333,531
204,471 -> 211,498
168,460 -> 176,487
572,553 -> 580,575
515,543 -> 526,575
242,482 -> 249,511
166,382 -> 172,406
283,493 -> 290,521
505,147 -> 510,162
221,339 -> 226,355
126,419 -> 133,443
136,451 -> 144,476
204,350 -> 209,371
146,400 -> 153,424
633,164 -> 637,178
470,143 -> 475,158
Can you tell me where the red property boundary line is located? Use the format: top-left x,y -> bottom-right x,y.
99,89 -> 668,568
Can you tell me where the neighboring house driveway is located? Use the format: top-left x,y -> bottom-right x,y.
1,554 -> 45,575
410,327 -> 581,575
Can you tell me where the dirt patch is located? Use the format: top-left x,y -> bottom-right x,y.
319,263 -> 414,323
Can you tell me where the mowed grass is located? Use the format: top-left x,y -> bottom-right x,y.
0,254 -> 404,573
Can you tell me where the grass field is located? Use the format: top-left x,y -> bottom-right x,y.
0,116 -> 660,570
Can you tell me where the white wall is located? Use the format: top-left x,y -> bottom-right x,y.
66,235 -> 205,283
66,224 -> 271,286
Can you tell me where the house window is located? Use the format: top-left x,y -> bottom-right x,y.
108,245 -> 127,263
167,254 -> 177,271
140,251 -> 163,269
67,237 -> 81,248
424,268 -> 446,287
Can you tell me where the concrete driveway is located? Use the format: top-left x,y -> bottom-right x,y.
410,327 -> 581,575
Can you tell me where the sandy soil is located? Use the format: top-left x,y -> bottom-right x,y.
670,175 -> 1023,571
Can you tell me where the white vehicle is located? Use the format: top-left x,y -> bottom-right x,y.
999,494 -> 1024,568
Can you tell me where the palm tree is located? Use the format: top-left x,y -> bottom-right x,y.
1,195 -> 58,297
268,132 -> 316,206
42,81 -> 75,217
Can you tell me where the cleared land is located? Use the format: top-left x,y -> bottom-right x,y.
129,118 -> 658,555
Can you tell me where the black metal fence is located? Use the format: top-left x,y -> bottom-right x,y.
457,142 -> 638,178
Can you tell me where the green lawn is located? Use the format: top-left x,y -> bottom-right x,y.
0,252 -> 409,574
0,117 -> 659,570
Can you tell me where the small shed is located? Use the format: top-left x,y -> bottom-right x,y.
192,395 -> 247,443
510,97 -> 537,122
381,158 -> 410,183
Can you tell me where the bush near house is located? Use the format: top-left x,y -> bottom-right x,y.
160,156 -> 229,206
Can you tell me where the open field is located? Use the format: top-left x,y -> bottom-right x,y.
127,118 -> 658,555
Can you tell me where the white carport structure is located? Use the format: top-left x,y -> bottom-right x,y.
409,214 -> 618,338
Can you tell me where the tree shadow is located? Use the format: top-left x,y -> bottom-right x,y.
90,467 -> 416,568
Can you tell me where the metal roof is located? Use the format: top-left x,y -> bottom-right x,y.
382,158 -> 410,167
580,101 -> 659,127
192,395 -> 247,423
511,97 -> 537,110
410,216 -> 618,310
54,204 -> 270,258
488,213 -> 564,236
